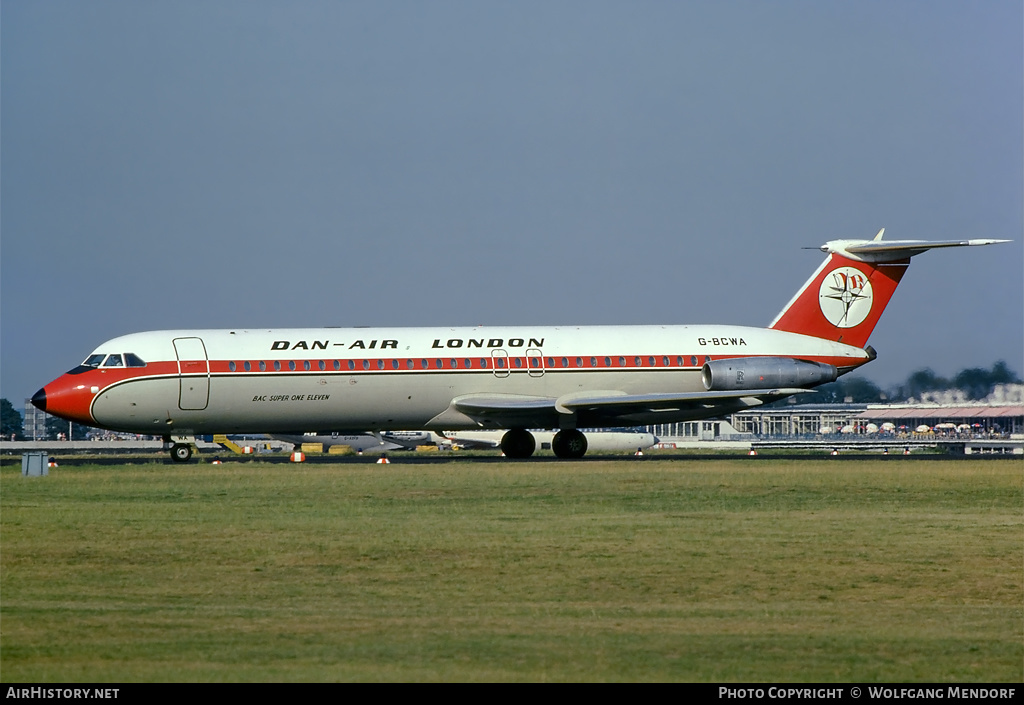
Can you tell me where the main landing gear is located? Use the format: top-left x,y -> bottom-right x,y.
500,428 -> 589,459
500,429 -> 536,459
551,429 -> 588,459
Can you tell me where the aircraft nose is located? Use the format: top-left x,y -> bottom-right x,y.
32,375 -> 96,426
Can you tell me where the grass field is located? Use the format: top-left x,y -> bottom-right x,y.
2,457 -> 1021,682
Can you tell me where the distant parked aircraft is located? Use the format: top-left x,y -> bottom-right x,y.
270,431 -> 413,454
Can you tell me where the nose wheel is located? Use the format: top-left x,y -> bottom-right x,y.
164,435 -> 198,463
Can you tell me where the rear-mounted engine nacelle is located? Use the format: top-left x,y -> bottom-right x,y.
702,357 -> 838,391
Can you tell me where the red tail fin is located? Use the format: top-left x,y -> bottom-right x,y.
769,231 -> 1008,348
768,252 -> 909,348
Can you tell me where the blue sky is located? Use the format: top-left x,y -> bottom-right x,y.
2,1 -> 1021,405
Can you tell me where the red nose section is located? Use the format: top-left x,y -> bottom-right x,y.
33,374 -> 98,426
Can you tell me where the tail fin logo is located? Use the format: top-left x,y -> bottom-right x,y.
819,266 -> 872,328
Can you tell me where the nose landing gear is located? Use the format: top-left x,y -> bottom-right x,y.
164,435 -> 197,463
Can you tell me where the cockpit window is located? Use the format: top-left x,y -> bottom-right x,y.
103,354 -> 124,367
83,354 -> 106,367
124,353 -> 147,367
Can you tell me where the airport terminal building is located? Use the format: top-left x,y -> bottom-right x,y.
648,402 -> 1023,442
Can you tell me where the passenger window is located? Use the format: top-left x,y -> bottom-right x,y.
319,361 -> 326,371
289,361 -> 296,371
229,361 -> 236,372
334,360 -> 341,371
244,361 -> 252,372
303,361 -> 311,371
348,360 -> 355,371
259,361 -> 267,371
576,357 -> 583,367
274,361 -> 281,371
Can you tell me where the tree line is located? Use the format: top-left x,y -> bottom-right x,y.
1,398 -> 93,441
791,360 -> 1021,405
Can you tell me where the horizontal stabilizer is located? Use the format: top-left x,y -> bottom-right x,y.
822,234 -> 1010,263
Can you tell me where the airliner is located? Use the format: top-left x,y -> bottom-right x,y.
31,231 -> 1007,461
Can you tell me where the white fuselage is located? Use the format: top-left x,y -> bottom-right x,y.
52,324 -> 868,436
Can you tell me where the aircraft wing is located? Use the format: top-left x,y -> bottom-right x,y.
451,388 -> 808,428
451,394 -> 564,427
